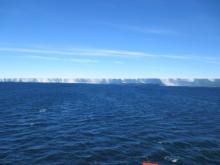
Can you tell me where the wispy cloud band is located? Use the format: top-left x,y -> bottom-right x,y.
20,55 -> 99,63
0,47 -> 152,58
105,23 -> 179,35
0,47 -> 219,64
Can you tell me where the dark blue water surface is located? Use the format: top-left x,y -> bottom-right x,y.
0,83 -> 220,165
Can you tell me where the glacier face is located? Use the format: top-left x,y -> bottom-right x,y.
0,78 -> 220,87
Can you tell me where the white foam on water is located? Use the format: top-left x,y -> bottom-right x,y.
164,156 -> 179,163
30,123 -> 34,126
172,159 -> 178,163
39,108 -> 47,112
157,140 -> 169,144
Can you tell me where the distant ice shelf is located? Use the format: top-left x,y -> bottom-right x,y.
0,78 -> 220,87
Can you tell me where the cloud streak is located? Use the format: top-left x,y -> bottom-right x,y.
20,55 -> 99,63
0,47 -> 219,64
0,47 -> 153,58
105,23 -> 179,35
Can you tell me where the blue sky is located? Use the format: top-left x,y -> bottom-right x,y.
0,0 -> 220,78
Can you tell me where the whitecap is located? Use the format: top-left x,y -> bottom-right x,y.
30,123 -> 34,126
164,156 -> 179,163
39,108 -> 47,112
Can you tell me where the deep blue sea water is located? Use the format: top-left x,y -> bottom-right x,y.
0,83 -> 220,165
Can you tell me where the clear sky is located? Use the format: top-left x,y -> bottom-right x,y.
0,0 -> 220,78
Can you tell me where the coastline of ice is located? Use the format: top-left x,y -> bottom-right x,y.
0,78 -> 220,87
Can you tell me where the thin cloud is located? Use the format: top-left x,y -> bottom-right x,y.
0,47 -> 153,58
106,23 -> 178,35
20,55 -> 99,63
0,47 -> 150,58
113,61 -> 123,64
70,58 -> 98,63
0,47 -> 219,64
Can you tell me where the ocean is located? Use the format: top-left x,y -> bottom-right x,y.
0,83 -> 219,165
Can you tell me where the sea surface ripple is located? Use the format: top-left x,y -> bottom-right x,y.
0,83 -> 220,165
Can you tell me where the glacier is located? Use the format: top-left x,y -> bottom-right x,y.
0,78 -> 220,87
